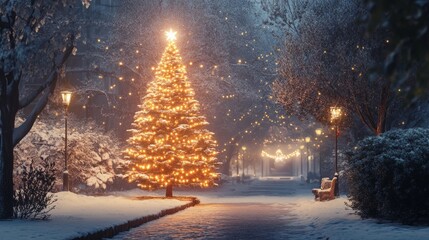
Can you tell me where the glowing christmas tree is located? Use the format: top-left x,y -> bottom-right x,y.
125,30 -> 219,197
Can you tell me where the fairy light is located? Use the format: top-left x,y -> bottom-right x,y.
125,30 -> 220,195
261,149 -> 300,161
95,14 -> 289,157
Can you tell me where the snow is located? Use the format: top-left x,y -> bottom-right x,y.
1,179 -> 428,239
287,197 -> 429,240
14,114 -> 127,193
156,178 -> 429,240
0,191 -> 187,240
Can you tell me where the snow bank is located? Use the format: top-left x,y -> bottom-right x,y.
289,196 -> 429,240
0,192 -> 188,240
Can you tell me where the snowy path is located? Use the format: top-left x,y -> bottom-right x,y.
113,178 -> 429,240
112,202 -> 304,239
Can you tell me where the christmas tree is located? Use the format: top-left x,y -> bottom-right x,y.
125,30 -> 219,197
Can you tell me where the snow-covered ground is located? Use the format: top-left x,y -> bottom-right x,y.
127,177 -> 429,240
1,178 -> 428,240
193,178 -> 429,240
0,192 -> 188,240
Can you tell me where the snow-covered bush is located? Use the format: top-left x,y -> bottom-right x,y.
14,111 -> 128,194
345,128 -> 429,224
13,158 -> 57,220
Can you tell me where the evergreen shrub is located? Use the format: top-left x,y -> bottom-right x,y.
345,128 -> 429,224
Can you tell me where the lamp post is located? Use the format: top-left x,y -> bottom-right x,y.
330,106 -> 342,197
61,91 -> 72,191
236,153 -> 239,177
305,137 -> 311,182
315,128 -> 323,182
299,145 -> 304,180
241,146 -> 246,180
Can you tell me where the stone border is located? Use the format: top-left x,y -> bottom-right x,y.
72,197 -> 200,240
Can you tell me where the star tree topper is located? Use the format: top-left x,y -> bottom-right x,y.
165,29 -> 177,42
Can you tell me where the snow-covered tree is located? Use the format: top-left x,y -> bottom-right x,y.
0,0 -> 90,219
63,1 -> 297,175
125,32 -> 219,197
14,107 -> 126,194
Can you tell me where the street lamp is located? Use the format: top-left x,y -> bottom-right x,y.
299,145 -> 304,180
241,146 -> 246,180
330,106 -> 342,197
61,90 -> 72,191
305,137 -> 311,181
315,128 -> 323,182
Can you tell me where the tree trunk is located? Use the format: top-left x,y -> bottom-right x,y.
0,115 -> 15,219
165,183 -> 173,198
376,80 -> 391,135
223,136 -> 240,174
0,71 -> 18,219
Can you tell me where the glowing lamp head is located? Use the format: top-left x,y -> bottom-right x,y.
315,128 -> 322,136
166,29 -> 177,42
330,106 -> 342,121
61,90 -> 72,107
305,137 -> 311,143
242,146 -> 247,151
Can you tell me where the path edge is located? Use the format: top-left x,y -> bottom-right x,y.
72,197 -> 200,240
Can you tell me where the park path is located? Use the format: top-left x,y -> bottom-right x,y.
112,178 -> 311,240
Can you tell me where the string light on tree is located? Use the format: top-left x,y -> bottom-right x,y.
124,29 -> 220,197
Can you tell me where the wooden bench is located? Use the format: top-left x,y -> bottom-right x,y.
312,177 -> 337,201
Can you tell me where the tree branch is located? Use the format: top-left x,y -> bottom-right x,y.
14,36 -> 75,146
13,78 -> 56,147
19,41 -> 74,109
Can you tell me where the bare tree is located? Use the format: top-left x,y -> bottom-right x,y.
0,0 -> 88,219
270,0 -> 395,135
